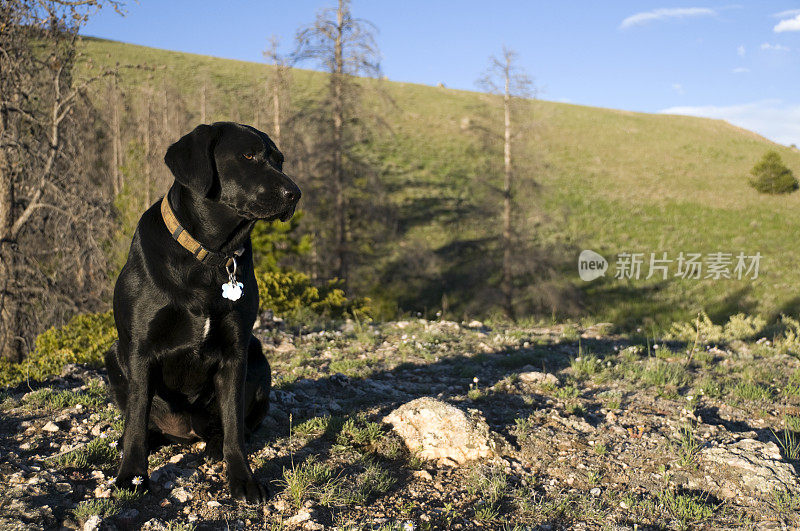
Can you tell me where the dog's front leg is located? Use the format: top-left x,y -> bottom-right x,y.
215,353 -> 268,503
116,347 -> 152,491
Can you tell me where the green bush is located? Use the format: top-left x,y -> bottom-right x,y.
0,311 -> 116,387
749,151 -> 798,195
256,269 -> 371,320
250,212 -> 312,272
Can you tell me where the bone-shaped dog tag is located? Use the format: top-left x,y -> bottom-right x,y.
221,281 -> 244,301
222,257 -> 243,301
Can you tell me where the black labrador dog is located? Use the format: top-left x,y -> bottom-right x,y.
105,122 -> 300,503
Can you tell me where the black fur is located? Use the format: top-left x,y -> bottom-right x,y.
105,122 -> 300,503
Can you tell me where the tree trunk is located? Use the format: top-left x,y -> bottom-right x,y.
200,80 -> 207,123
272,81 -> 281,147
0,112 -> 17,360
110,78 -> 121,196
502,53 -> 514,321
144,88 -> 152,209
333,0 -> 347,286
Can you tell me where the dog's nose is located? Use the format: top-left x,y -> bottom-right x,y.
282,185 -> 301,204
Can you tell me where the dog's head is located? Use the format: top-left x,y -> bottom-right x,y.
164,122 -> 301,221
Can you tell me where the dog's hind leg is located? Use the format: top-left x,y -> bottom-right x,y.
104,341 -> 128,411
244,335 -> 271,434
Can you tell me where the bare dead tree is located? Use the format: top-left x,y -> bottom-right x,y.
262,36 -> 294,148
0,0 -> 123,361
478,46 -> 533,320
294,0 -> 381,287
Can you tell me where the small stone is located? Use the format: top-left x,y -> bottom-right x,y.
42,421 -> 60,433
285,509 -> 311,526
169,453 -> 184,464
590,487 -> 601,497
55,482 -> 71,493
412,470 -> 433,481
517,370 -> 559,386
207,500 -> 222,508
171,487 -> 192,503
83,515 -> 102,531
94,486 -> 112,498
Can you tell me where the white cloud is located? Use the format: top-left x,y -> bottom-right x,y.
737,45 -> 745,57
731,67 -> 750,73
761,42 -> 790,51
775,14 -> 800,32
659,99 -> 800,146
671,83 -> 685,95
620,7 -> 716,29
772,9 -> 800,18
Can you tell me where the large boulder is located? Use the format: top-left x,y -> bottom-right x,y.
698,438 -> 800,501
383,397 -> 498,464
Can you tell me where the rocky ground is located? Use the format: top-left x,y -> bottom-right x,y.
1,318 -> 799,530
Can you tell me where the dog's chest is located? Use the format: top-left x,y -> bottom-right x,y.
160,345 -> 219,399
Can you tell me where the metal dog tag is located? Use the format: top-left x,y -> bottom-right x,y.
222,258 -> 243,301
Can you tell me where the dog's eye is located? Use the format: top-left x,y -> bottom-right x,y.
243,153 -> 255,160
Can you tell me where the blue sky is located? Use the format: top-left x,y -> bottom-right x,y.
82,1 -> 800,146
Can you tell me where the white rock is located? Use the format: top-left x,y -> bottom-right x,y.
42,421 -> 60,433
383,397 -> 497,464
700,438 -> 800,500
285,509 -> 311,526
170,487 -> 192,503
83,515 -> 102,531
517,370 -> 559,386
207,500 -> 222,508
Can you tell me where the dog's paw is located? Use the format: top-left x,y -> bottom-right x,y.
228,476 -> 268,504
114,473 -> 150,493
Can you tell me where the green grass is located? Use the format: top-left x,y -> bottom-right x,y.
351,461 -> 395,504
50,437 -> 120,470
279,457 -> 339,510
656,489 -> 715,527
641,359 -> 689,388
72,498 -> 122,521
675,425 -> 701,468
732,381 -> 773,402
466,465 -> 508,516
76,37 -> 800,325
22,379 -> 107,410
71,488 -> 141,521
570,355 -> 602,379
773,428 -> 800,460
335,414 -> 385,449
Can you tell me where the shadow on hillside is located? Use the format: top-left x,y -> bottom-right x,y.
581,281 -> 762,331
380,236 -> 587,320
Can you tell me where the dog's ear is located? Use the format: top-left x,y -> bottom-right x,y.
164,124 -> 219,196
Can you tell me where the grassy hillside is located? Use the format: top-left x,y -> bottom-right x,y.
78,37 -> 800,329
